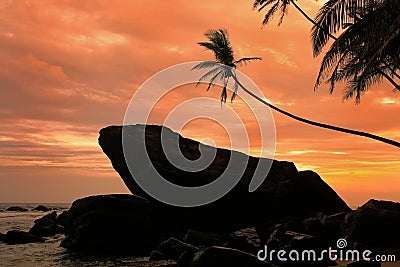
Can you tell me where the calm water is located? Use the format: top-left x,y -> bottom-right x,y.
0,203 -> 157,267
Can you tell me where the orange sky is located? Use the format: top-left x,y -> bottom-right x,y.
0,0 -> 399,206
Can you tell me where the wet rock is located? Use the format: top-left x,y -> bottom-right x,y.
30,211 -> 63,236
150,250 -> 169,261
184,230 -> 225,247
154,237 -> 198,261
6,206 -> 28,212
56,210 -> 69,226
3,230 -> 44,244
60,194 -> 164,255
225,227 -> 260,255
33,205 -> 50,212
341,199 -> 400,248
190,246 -> 273,267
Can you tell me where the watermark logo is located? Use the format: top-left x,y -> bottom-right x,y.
257,238 -> 396,263
122,61 -> 276,207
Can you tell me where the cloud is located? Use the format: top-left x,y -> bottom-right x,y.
0,0 -> 398,204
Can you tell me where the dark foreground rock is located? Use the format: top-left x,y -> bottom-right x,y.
30,211 -> 64,236
6,206 -> 28,212
184,230 -> 225,248
190,246 -> 273,267
33,205 -> 50,212
99,125 -> 350,233
60,194 -> 165,255
2,230 -> 44,244
342,199 -> 400,249
150,237 -> 198,264
225,227 -> 260,255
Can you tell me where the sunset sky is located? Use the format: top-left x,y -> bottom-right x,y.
0,0 -> 399,206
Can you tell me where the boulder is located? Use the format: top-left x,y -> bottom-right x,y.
29,211 -> 63,236
190,246 -> 273,267
60,194 -> 165,255
33,205 -> 50,212
56,210 -> 69,226
225,227 -> 260,255
303,211 -> 347,245
151,237 -> 198,261
341,199 -> 400,249
98,125 -> 350,233
2,230 -> 44,244
6,206 -> 28,212
184,230 -> 225,247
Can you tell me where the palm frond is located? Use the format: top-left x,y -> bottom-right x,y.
234,57 -> 262,66
195,66 -> 224,87
192,61 -> 220,70
253,0 -> 277,11
206,69 -> 226,91
231,81 -> 239,102
262,1 -> 280,25
311,0 -> 371,57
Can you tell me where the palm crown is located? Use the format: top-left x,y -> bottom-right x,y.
192,29 -> 261,102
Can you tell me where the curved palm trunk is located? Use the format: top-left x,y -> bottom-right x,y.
290,0 -> 338,40
231,74 -> 400,148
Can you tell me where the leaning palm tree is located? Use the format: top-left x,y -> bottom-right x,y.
193,28 -> 400,147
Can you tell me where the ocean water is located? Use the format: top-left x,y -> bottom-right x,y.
0,203 -> 165,267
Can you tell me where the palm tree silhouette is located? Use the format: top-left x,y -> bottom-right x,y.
193,28 -> 400,148
253,0 -> 400,101
312,0 -> 400,101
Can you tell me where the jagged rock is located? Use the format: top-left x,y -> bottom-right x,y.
33,205 -> 50,212
225,227 -> 260,255
190,246 -> 273,267
152,237 -> 198,261
60,194 -> 164,255
29,211 -> 63,236
6,206 -> 28,212
264,225 -> 337,267
3,230 -> 44,244
303,211 -> 347,245
98,125 -> 350,233
184,230 -> 225,247
342,199 -> 400,249
56,210 -> 69,226
150,250 -> 170,261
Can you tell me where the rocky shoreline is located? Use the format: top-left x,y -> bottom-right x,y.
1,124 -> 399,266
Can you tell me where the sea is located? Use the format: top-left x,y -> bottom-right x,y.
0,203 -> 159,267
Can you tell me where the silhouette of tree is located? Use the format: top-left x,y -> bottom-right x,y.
312,0 -> 400,102
194,28 -> 400,147
254,0 -> 400,102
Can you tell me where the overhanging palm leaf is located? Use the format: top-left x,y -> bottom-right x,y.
314,0 -> 400,102
193,28 -> 400,148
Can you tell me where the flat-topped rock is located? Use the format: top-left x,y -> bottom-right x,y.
99,124 -> 350,232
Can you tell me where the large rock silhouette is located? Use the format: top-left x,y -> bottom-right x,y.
99,124 -> 350,232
